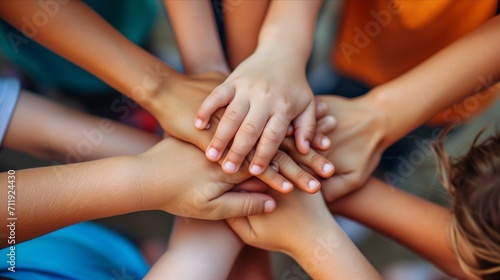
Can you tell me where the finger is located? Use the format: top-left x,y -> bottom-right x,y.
232,178 -> 269,193
311,133 -> 331,151
244,149 -> 293,193
209,192 -> 276,219
281,137 -> 335,179
321,175 -> 356,202
269,149 -> 321,193
316,100 -> 328,119
195,83 -> 235,129
285,124 -> 294,137
206,99 -> 249,163
249,115 -> 289,176
226,217 -> 253,244
316,115 -> 337,135
293,103 -> 316,154
222,107 -> 268,174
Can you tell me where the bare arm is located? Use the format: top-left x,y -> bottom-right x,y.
371,15 -> 500,147
327,177 -> 471,279
146,218 -> 243,279
229,189 -> 382,280
3,91 -> 159,162
164,0 -> 229,75
316,15 -> 500,201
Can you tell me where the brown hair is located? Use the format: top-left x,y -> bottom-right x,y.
433,128 -> 500,279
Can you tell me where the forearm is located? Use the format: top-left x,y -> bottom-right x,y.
0,1 -> 180,108
3,91 -> 160,161
0,155 -> 142,246
291,222 -> 381,280
256,0 -> 322,65
146,218 -> 243,279
369,15 -> 500,146
328,178 -> 470,279
164,0 -> 229,75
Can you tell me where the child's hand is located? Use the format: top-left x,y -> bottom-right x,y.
314,95 -> 388,202
158,72 -> 334,193
194,50 -> 316,176
227,189 -> 333,255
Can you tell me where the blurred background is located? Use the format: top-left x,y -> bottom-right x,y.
1,1 -> 499,279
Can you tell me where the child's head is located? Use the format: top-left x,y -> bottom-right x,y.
434,129 -> 500,279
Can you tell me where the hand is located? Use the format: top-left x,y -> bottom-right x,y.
136,137 -> 276,219
286,100 -> 337,151
315,95 -> 389,202
194,50 -> 316,176
227,189 -> 333,255
152,72 -> 334,194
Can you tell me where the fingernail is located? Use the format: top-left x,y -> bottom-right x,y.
305,141 -> 310,149
326,116 -> 336,125
317,101 -> 327,112
282,181 -> 292,191
250,165 -> 263,175
270,163 -> 279,172
205,123 -> 211,129
287,125 -> 294,134
308,180 -> 319,191
195,118 -> 204,128
264,200 -> 276,213
224,161 -> 237,172
323,163 -> 334,174
207,148 -> 219,159
321,137 -> 330,148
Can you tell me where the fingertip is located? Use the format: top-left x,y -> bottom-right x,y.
194,118 -> 205,129
223,161 -> 238,174
250,165 -> 264,176
323,162 -> 335,176
264,200 -> 276,213
286,124 -> 294,136
321,136 -> 331,149
206,147 -> 220,161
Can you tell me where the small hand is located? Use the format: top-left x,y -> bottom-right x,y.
195,51 -> 316,176
315,95 -> 388,202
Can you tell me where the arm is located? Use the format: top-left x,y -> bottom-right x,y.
0,2 -> 332,194
145,218 -> 242,279
316,15 -> 500,201
195,1 -> 324,176
0,136 -> 279,248
3,90 -> 159,161
327,177 -> 471,279
228,189 -> 381,280
164,0 -> 229,75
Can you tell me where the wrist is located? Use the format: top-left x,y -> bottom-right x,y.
363,85 -> 402,149
290,223 -> 341,273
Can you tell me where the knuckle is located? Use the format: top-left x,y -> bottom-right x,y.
241,121 -> 260,137
211,135 -> 228,149
223,109 -> 240,124
272,150 -> 289,166
261,127 -> 282,144
294,170 -> 312,184
242,198 -> 256,216
311,153 -> 325,167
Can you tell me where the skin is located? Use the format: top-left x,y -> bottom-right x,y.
223,2 -> 500,200
195,1 -> 323,178
228,189 -> 382,280
0,0 -> 335,194
328,177 -> 473,279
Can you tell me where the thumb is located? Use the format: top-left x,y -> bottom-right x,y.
226,217 -> 252,243
211,192 -> 276,219
293,103 -> 316,154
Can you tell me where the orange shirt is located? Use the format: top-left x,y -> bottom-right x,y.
334,0 -> 497,86
332,0 -> 498,125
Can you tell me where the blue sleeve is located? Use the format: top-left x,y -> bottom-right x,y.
0,78 -> 21,147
